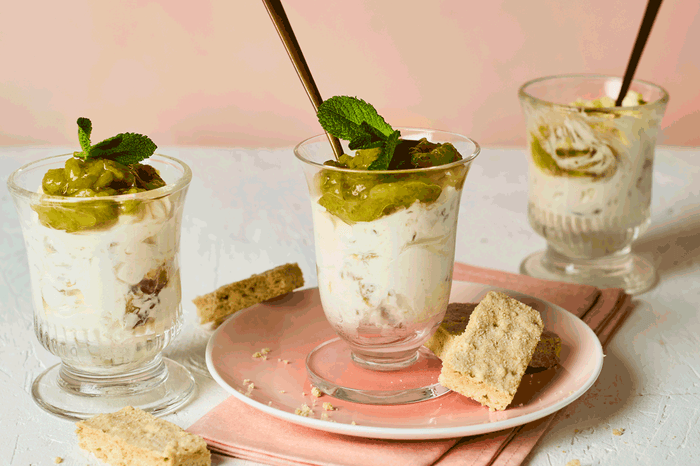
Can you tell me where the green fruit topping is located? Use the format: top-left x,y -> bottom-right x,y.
409,138 -> 461,168
318,179 -> 441,224
33,119 -> 166,232
529,132 -> 616,180
313,96 -> 467,223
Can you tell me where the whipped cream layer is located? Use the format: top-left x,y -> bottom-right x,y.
312,186 -> 460,340
25,196 -> 181,365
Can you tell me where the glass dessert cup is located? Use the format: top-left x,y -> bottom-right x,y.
518,75 -> 669,294
7,154 -> 195,420
295,129 -> 479,404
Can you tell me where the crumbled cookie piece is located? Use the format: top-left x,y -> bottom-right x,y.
311,386 -> 323,398
322,402 -> 336,411
565,460 -> 581,466
351,421 -> 357,425
613,428 -> 625,436
295,404 -> 313,417
54,458 -> 63,464
261,348 -> 271,355
243,378 -> 251,385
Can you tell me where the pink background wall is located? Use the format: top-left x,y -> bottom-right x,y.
2,1 -> 699,149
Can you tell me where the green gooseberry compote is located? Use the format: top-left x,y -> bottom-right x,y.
34,118 -> 166,233
314,96 -> 467,224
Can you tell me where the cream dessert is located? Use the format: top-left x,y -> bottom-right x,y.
22,118 -> 187,371
522,91 -> 663,258
306,97 -> 473,362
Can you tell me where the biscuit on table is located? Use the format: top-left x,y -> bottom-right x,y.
75,406 -> 211,466
193,263 -> 304,325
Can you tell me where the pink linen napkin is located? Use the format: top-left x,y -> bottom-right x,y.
188,263 -> 633,466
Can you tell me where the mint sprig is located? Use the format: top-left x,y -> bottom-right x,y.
368,130 -> 401,170
317,96 -> 401,170
72,117 -> 157,165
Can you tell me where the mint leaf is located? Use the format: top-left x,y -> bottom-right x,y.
77,117 -> 92,153
72,119 -> 157,165
348,133 -> 372,151
317,96 -> 395,141
88,133 -> 157,165
368,130 -> 401,170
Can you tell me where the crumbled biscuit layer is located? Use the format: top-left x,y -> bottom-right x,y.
439,291 -> 543,411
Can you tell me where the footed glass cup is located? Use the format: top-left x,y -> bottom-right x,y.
295,129 -> 479,404
7,154 -> 195,420
518,75 -> 669,294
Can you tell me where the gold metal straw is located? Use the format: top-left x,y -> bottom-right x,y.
616,0 -> 663,106
262,0 -> 343,160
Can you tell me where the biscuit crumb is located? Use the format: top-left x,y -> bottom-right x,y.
322,402 -> 336,411
278,358 -> 282,362
301,392 -> 306,396
247,383 -> 255,390
311,386 -> 322,398
252,352 -> 262,359
261,348 -> 271,355
565,460 -> 580,466
351,421 -> 357,425
268,401 -> 272,406
279,390 -> 286,394
613,428 -> 625,436
321,413 -> 329,420
54,458 -> 63,464
283,360 -> 290,364
295,404 -> 313,417
243,378 -> 251,384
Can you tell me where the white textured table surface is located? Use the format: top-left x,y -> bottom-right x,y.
1,146 -> 698,466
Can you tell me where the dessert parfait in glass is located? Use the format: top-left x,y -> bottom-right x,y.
518,75 -> 669,294
295,97 -> 480,404
7,119 -> 195,419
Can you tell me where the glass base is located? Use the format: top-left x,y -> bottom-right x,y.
305,337 -> 450,405
520,247 -> 657,294
31,357 -> 196,421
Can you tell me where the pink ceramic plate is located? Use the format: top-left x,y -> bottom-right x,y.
206,281 -> 604,440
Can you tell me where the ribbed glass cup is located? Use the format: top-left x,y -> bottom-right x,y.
295,129 -> 480,404
7,154 -> 195,420
518,75 -> 669,294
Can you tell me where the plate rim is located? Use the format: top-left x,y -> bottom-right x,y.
205,281 -> 604,440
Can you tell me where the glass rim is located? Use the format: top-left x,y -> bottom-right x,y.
7,153 -> 192,203
518,73 -> 670,112
293,127 -> 480,175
